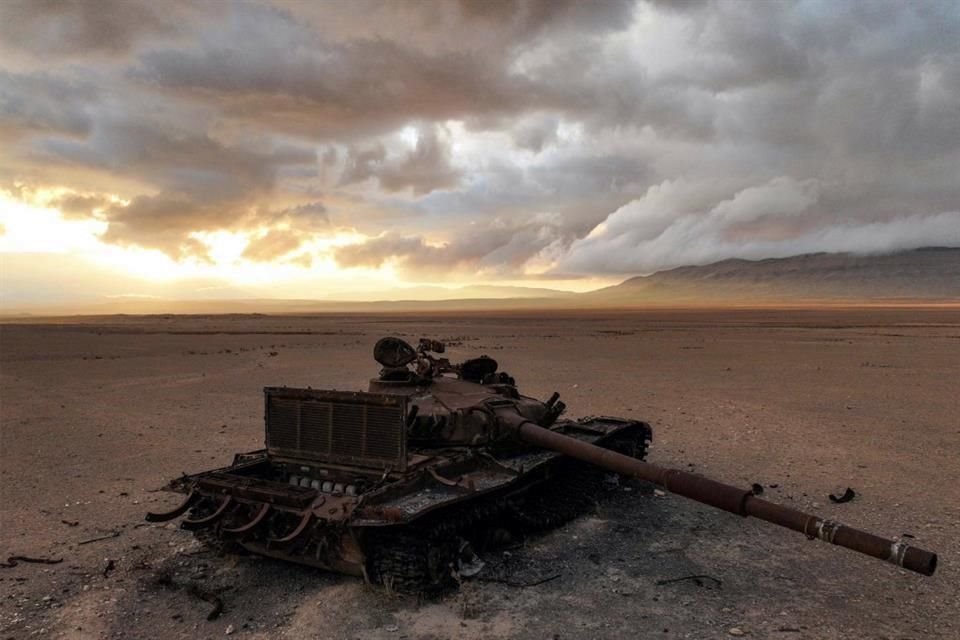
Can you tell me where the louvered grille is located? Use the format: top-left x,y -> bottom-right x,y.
299,401 -> 331,452
264,388 -> 406,470
267,398 -> 299,449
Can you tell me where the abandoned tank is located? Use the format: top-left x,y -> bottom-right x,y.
147,337 -> 937,592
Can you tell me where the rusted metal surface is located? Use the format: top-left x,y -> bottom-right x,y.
267,510 -> 313,546
222,503 -> 271,535
264,387 -> 408,471
145,491 -> 199,522
181,496 -> 233,530
197,473 -> 317,509
513,418 -> 937,576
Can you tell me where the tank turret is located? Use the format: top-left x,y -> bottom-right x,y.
146,337 -> 937,592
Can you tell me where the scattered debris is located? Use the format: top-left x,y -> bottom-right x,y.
60,519 -> 80,527
225,624 -> 236,635
476,573 -> 561,588
197,588 -> 224,617
728,627 -> 746,636
132,559 -> 154,571
0,555 -> 64,569
154,570 -> 225,621
655,574 -> 722,588
457,541 -> 485,577
102,559 -> 116,578
78,531 -> 121,545
829,488 -> 856,504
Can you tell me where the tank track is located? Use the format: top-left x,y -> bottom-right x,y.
366,423 -> 651,593
365,528 -> 462,594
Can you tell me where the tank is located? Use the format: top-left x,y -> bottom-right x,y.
146,337 -> 937,592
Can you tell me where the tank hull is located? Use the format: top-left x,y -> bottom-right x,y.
149,418 -> 652,590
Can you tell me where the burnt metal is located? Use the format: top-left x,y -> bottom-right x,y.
146,335 -> 938,593
180,496 -> 232,530
145,491 -> 200,522
267,510 -> 313,546
222,503 -> 271,535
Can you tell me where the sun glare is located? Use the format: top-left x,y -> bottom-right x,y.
0,189 -> 606,301
0,192 -> 106,253
0,190 -> 405,296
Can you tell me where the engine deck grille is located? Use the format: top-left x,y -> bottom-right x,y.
264,387 -> 407,470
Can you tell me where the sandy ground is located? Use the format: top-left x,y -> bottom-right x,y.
1,308 -> 958,640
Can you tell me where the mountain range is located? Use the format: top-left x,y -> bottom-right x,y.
2,247 -> 957,316
588,246 -> 960,305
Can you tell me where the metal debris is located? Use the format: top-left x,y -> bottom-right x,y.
78,531 -> 121,545
655,574 -> 722,588
0,556 -> 64,569
153,570 -> 225,621
829,488 -> 856,504
476,573 -> 561,588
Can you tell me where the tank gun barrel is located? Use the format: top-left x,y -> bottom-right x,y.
510,418 -> 937,576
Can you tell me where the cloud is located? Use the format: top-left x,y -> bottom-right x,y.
512,115 -> 560,152
0,0 -> 958,285
242,229 -> 303,262
560,178 -> 960,274
52,192 -> 113,219
19,108 -> 319,256
99,193 -> 223,260
268,201 -> 329,228
240,201 -> 329,262
0,70 -> 97,138
334,213 -> 566,278
339,124 -> 461,195
0,0 -> 204,59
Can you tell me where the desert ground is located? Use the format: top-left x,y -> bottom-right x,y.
1,308 -> 957,639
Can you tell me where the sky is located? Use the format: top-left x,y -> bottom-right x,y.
1,0 -> 958,308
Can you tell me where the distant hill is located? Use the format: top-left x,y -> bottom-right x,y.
588,247 -> 960,304
324,284 -> 575,301
2,248 -> 958,317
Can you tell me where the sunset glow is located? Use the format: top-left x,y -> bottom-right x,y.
1,1 -> 957,312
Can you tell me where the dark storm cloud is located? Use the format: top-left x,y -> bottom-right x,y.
268,201 -> 329,228
339,125 -> 461,195
1,0 -> 958,277
555,1 -> 960,273
52,192 -> 112,219
0,0 -> 204,59
130,9 -> 538,141
334,214 -> 567,278
512,115 -> 560,153
0,70 -> 97,138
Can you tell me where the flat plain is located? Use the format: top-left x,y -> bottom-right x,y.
1,307 -> 958,639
